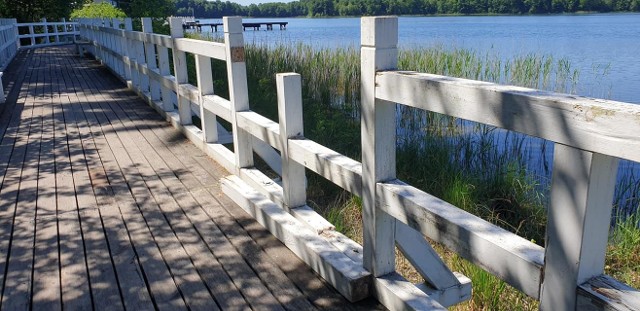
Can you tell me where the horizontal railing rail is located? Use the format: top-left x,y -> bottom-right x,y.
17,18 -> 79,48
72,15 -> 640,311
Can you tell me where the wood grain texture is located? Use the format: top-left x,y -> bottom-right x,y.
578,275 -> 640,311
376,70 -> 640,163
0,46 -> 360,311
360,16 -> 398,277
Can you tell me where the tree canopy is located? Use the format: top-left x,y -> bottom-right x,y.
1,0 -> 638,23
174,0 -> 639,17
0,0 -> 83,22
115,0 -> 174,18
70,2 -> 127,19
0,0 -> 172,21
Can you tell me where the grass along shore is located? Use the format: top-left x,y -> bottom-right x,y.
186,37 -> 640,310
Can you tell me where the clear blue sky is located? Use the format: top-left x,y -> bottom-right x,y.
233,0 -> 294,5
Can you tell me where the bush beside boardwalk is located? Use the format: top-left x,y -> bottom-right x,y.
185,35 -> 640,310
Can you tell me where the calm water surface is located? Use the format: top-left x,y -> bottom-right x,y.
199,14 -> 640,103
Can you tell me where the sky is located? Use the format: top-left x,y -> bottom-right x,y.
233,0 -> 294,5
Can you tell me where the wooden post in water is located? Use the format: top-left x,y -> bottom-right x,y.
277,73 -> 306,211
540,147 -> 618,310
360,16 -> 398,277
142,18 -> 162,103
224,16 -> 253,173
170,17 -> 192,125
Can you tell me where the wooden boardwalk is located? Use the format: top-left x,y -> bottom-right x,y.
0,46 -> 380,310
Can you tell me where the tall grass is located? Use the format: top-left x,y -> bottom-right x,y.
183,36 -> 640,309
606,208 -> 640,288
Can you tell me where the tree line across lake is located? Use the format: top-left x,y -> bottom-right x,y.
175,0 -> 639,18
1,0 -> 638,23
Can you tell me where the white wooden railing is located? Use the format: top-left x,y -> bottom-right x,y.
17,18 -> 79,48
72,16 -> 639,311
362,17 -> 640,310
0,18 -> 79,69
0,19 -> 18,71
0,18 -> 79,103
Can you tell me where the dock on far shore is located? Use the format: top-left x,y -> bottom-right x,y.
182,20 -> 288,32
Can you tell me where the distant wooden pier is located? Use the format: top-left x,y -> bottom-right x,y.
183,21 -> 288,32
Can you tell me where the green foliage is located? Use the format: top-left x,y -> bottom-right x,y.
70,3 -> 127,19
118,0 -> 174,18
0,0 -> 83,22
171,0 -> 639,18
606,210 -> 640,288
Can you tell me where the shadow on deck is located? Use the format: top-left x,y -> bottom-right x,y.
0,46 -> 382,310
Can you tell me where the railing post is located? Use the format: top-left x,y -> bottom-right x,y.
276,73 -> 306,211
0,72 -> 5,104
157,40 -> 174,112
195,54 -> 218,143
54,18 -> 61,44
93,19 -> 101,60
224,16 -> 253,173
121,18 -> 133,85
122,18 -> 140,90
76,19 -> 84,56
540,146 -> 618,310
12,19 -> 19,50
135,18 -> 150,97
29,24 -> 35,46
360,16 -> 398,277
105,19 -> 113,69
42,18 -> 50,45
111,19 -> 124,79
142,18 -> 161,102
169,17 -> 191,125
93,19 -> 101,62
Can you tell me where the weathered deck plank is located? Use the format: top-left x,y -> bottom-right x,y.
84,53 -> 285,311
2,48 -> 43,311
0,46 -> 376,310
32,49 -> 62,311
65,56 -> 155,310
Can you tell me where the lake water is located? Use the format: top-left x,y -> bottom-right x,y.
198,14 -> 640,103
196,14 -> 640,216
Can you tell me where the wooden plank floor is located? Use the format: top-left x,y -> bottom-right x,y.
0,46 -> 381,311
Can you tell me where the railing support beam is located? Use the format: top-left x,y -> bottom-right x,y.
277,73 -> 306,211
541,146 -> 618,310
224,16 -> 253,173
360,16 -> 398,277
170,17 -> 192,125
